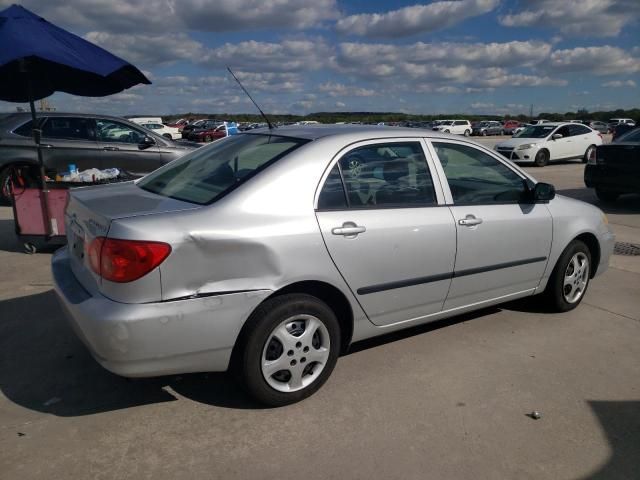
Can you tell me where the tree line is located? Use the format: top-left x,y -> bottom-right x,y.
161,108 -> 639,125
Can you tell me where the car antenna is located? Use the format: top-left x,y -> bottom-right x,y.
226,66 -> 276,130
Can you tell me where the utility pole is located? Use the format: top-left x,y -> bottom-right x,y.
529,104 -> 534,121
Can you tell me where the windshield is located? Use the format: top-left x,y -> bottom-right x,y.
138,133 -> 308,205
514,125 -> 556,138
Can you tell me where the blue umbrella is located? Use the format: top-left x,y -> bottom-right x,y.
0,4 -> 150,235
0,4 -> 150,101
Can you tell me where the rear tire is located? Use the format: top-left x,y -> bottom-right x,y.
235,294 -> 341,407
595,188 -> 619,203
482,130 -> 487,136
204,135 -> 212,142
162,133 -> 172,139
543,240 -> 591,312
534,149 -> 549,167
464,129 -> 471,137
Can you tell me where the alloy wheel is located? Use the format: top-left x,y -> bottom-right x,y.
261,314 -> 330,393
563,252 -> 589,304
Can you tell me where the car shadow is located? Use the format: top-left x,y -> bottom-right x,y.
581,400 -> 640,479
1,289 -> 508,415
0,290 -> 265,415
556,188 -> 640,214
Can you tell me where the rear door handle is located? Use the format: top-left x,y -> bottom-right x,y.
103,146 -> 120,151
40,143 -> 53,148
332,222 -> 366,237
458,215 -> 483,226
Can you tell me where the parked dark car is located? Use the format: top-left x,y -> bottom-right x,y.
0,112 -> 199,203
611,123 -> 636,141
181,119 -> 220,139
583,121 -> 608,134
585,127 -> 640,202
472,121 -> 503,136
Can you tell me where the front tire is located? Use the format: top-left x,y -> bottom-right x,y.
583,145 -> 595,163
534,149 -> 549,167
235,294 -> 341,407
543,240 -> 591,312
204,135 -> 212,142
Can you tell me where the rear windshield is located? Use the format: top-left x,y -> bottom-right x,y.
138,133 -> 308,205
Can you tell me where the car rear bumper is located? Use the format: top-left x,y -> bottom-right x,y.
52,247 -> 272,377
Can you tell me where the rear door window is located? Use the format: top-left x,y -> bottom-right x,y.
41,117 -> 97,141
568,124 -> 591,136
138,134 -> 308,205
319,142 -> 436,209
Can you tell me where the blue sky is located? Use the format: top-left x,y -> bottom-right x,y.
1,0 -> 639,116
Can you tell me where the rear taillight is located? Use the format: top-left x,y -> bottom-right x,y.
87,237 -> 171,283
587,148 -> 597,165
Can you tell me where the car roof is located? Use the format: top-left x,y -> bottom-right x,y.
244,124 -> 475,142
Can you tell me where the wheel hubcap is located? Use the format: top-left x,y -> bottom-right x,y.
563,252 -> 589,304
261,314 -> 330,393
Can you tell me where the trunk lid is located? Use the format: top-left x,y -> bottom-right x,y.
65,181 -> 199,294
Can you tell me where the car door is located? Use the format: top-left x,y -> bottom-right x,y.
315,139 -> 457,326
95,118 -> 163,175
39,116 -> 101,173
546,125 -> 573,160
568,124 -> 594,158
427,140 -> 552,310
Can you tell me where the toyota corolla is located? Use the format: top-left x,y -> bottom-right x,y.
52,126 -> 614,406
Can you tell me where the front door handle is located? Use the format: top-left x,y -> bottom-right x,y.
40,143 -> 53,149
103,146 -> 120,151
332,222 -> 366,237
458,215 -> 483,226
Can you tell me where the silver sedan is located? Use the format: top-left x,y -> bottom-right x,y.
52,126 -> 615,406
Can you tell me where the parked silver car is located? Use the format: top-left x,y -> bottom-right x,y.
52,126 -> 615,406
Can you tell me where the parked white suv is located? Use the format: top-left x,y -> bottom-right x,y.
433,119 -> 471,136
495,122 -> 602,167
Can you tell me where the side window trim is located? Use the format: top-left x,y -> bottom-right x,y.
314,137 -> 446,211
424,138 -> 531,206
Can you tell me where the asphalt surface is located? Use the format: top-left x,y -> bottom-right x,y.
1,137 -> 639,480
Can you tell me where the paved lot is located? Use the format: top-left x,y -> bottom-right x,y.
1,146 -> 639,479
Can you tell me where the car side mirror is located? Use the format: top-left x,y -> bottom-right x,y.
533,182 -> 555,202
140,136 -> 155,147
552,133 -> 563,140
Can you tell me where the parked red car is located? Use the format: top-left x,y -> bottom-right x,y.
189,124 -> 227,142
502,120 -> 521,135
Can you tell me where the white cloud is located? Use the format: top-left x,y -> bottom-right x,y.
335,0 -> 499,38
84,32 -> 204,66
335,101 -> 346,108
499,0 -> 640,37
6,0 -> 338,33
201,39 -> 331,72
318,82 -> 377,97
233,72 -> 304,93
331,41 -> 565,89
602,80 -> 637,88
545,46 -> 640,75
470,102 -> 494,109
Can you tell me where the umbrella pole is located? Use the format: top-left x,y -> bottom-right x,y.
27,78 -> 53,238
